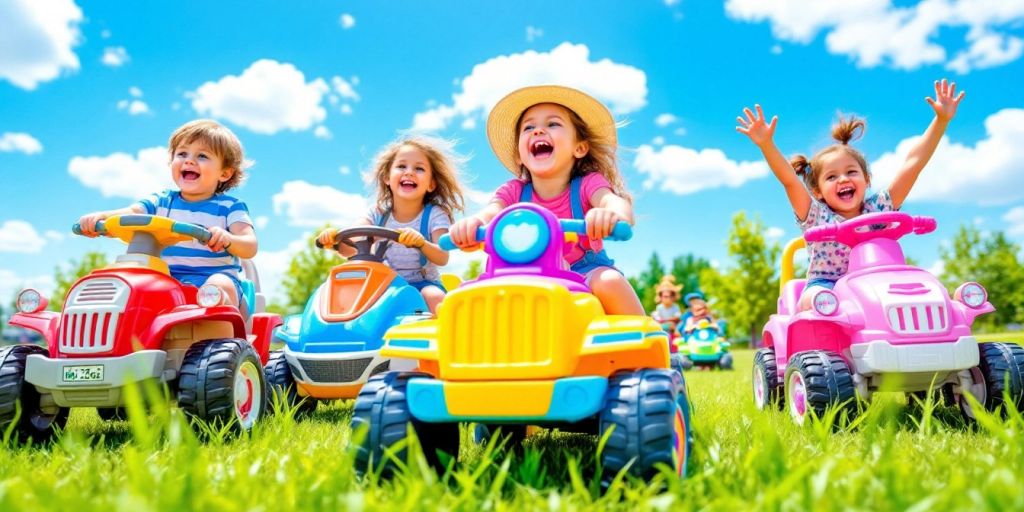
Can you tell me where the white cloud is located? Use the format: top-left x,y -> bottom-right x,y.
872,108 -> 1024,205
331,76 -> 360,101
412,42 -> 647,132
655,113 -> 678,127
117,99 -> 150,115
0,269 -> 55,303
1004,206 -> 1024,237
339,165 -> 351,175
44,230 -> 64,242
0,0 -> 83,89
652,136 -> 665,146
252,237 -> 307,306
664,0 -> 681,5
272,180 -> 370,227
314,125 -> 331,139
0,220 -> 46,253
724,0 -> 1024,73
927,259 -> 945,277
461,117 -> 477,130
340,104 -> 353,115
633,144 -> 770,195
190,60 -> 358,135
129,86 -> 142,98
673,127 -> 687,136
101,46 -> 129,67
254,216 -> 269,230
0,132 -> 43,154
339,13 -> 355,29
526,26 -> 544,42
766,226 -> 785,240
68,146 -> 175,198
100,29 -> 111,39
771,44 -> 783,55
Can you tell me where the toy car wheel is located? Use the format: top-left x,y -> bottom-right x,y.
599,368 -> 692,487
784,351 -> 857,426
752,348 -> 783,410
97,407 -> 127,421
961,342 -> 1024,419
263,350 -> 317,417
352,372 -> 460,476
0,345 -> 69,442
177,339 -> 266,430
670,353 -> 691,374
718,352 -> 734,371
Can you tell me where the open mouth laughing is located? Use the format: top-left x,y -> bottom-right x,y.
530,140 -> 553,159
399,178 -> 418,191
837,184 -> 855,201
181,169 -> 200,182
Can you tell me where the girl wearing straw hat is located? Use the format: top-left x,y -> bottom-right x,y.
449,85 -> 643,315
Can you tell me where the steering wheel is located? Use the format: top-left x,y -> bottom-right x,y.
316,226 -> 405,263
804,211 -> 936,248
74,214 -> 211,256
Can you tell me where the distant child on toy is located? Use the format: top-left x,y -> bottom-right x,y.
318,136 -> 466,315
651,275 -> 683,329
737,79 -> 965,310
78,119 -> 256,309
682,292 -> 717,334
449,85 -> 643,315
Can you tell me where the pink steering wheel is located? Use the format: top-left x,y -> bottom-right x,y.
805,211 -> 936,247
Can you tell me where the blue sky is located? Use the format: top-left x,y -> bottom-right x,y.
2,0 -> 1023,304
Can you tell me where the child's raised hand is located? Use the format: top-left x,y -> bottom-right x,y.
77,212 -> 108,237
206,226 -> 234,253
449,217 -> 484,248
736,104 -> 778,148
584,207 -> 622,240
397,228 -> 426,249
927,78 -> 965,122
317,228 -> 338,249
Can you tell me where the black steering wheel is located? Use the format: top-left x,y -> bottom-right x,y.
316,226 -> 404,262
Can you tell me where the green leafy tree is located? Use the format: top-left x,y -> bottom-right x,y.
699,212 -> 780,345
669,254 -> 711,296
52,252 -> 110,311
939,225 -> 1024,329
276,227 -> 345,315
462,259 -> 484,281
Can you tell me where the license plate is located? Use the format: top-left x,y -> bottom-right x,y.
62,365 -> 104,383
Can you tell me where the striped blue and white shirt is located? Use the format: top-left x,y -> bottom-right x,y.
135,190 -> 253,280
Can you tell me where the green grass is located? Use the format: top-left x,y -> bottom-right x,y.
2,350 -> 1023,511
976,332 -> 1023,343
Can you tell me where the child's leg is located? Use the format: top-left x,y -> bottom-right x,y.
204,273 -> 240,307
797,285 -> 827,312
419,285 -> 446,316
587,267 -> 644,315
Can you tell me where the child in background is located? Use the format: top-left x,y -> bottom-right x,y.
737,79 -> 964,310
78,119 -> 256,308
682,292 -> 717,334
318,136 -> 465,315
651,275 -> 684,334
449,85 -> 643,315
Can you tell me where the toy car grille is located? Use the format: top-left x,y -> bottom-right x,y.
886,303 -> 947,334
60,278 -> 129,354
442,290 -> 555,366
297,357 -> 372,383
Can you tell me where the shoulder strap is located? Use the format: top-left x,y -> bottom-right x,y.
417,203 -> 433,267
519,182 -> 533,202
569,175 -> 584,220
376,208 -> 391,227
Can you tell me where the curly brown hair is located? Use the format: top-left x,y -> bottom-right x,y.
369,135 -> 466,220
167,119 -> 247,193
790,114 -> 871,196
514,105 -> 632,202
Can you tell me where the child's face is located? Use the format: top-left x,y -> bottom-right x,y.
658,291 -> 676,305
388,145 -> 436,203
814,151 -> 868,218
689,298 -> 708,317
171,140 -> 234,201
516,103 -> 589,180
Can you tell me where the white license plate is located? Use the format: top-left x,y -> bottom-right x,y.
62,365 -> 104,383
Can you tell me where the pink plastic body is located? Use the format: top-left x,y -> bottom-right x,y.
764,212 -> 991,381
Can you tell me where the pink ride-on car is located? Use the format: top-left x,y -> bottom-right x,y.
754,211 -> 1024,425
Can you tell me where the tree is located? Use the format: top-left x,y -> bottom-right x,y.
52,252 -> 110,311
669,254 -> 711,297
939,225 -> 1024,329
698,212 -> 780,345
462,259 -> 484,281
275,227 -> 345,315
630,253 -> 666,312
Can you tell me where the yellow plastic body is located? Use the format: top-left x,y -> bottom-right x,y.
104,215 -> 195,247
780,237 -> 806,296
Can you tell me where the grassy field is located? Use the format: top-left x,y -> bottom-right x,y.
1,349 -> 1022,511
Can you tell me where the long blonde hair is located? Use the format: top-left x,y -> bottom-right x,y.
369,135 -> 466,219
790,114 -> 872,196
514,105 -> 632,202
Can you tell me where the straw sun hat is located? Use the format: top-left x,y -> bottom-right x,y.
486,85 -> 617,174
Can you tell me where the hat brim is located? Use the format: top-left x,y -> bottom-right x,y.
486,85 -> 617,175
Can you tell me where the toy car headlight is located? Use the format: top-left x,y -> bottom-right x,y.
16,289 -> 47,314
492,209 -> 550,264
697,329 -> 710,341
955,282 -> 987,309
812,290 -> 839,316
197,284 -> 224,307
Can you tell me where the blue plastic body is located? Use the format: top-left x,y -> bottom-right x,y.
406,376 -> 610,423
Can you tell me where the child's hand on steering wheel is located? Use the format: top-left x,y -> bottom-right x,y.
317,228 -> 339,248
207,226 -> 234,253
584,207 -> 622,240
397,228 -> 426,248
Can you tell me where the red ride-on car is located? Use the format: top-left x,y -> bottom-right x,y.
1,215 -> 281,440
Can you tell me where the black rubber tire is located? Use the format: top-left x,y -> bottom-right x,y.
177,339 -> 266,430
263,350 -> 317,417
670,353 -> 689,375
97,407 -> 127,421
599,368 -> 691,487
784,350 -> 857,425
352,372 -> 460,476
976,342 -> 1024,414
0,345 -> 68,442
752,348 -> 783,410
719,352 -> 734,370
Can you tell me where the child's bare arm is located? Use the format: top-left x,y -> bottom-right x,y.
585,188 -> 633,241
737,105 -> 812,220
215,222 -> 257,259
419,228 -> 451,266
888,79 -> 965,209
